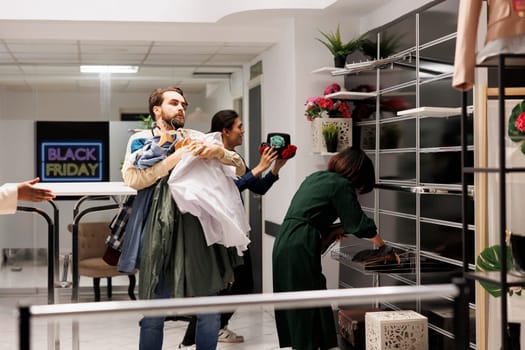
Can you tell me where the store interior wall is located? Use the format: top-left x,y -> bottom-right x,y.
0,0 -> 442,292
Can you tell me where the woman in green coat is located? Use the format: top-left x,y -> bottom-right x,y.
272,147 -> 387,350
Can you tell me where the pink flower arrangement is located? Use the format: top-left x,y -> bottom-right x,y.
304,84 -> 351,120
515,112 -> 525,133
304,97 -> 333,120
508,100 -> 525,155
330,100 -> 351,118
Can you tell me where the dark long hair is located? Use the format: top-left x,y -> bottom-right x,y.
327,147 -> 375,194
210,109 -> 239,133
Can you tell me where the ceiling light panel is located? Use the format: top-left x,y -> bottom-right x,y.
80,65 -> 139,73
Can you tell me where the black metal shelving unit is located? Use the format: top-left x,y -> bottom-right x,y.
462,53 -> 525,350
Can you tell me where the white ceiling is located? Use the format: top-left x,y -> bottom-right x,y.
0,1 -> 393,93
0,39 -> 271,93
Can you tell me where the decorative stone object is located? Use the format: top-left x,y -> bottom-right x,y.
311,117 -> 352,153
365,310 -> 428,350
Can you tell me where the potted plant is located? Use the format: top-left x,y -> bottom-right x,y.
360,31 -> 403,60
317,25 -> 364,68
322,123 -> 339,152
476,244 -> 522,349
476,244 -> 519,297
305,84 -> 353,153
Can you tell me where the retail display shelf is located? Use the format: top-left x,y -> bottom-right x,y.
331,245 -> 455,275
331,55 -> 410,76
397,106 -> 461,118
324,91 -> 377,100
375,183 -> 474,196
311,66 -> 347,75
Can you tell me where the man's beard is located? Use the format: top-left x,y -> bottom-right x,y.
161,112 -> 185,130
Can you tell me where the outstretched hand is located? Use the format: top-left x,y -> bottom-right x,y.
259,147 -> 278,169
17,177 -> 56,202
271,158 -> 289,175
252,147 -> 278,177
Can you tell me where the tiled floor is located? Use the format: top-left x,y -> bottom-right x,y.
0,259 -> 282,350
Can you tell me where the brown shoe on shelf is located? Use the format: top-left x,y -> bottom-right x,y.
218,327 -> 244,343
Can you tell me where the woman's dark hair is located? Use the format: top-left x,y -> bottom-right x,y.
148,86 -> 187,119
210,109 -> 239,133
327,147 -> 375,194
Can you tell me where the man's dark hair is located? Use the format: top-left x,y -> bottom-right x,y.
148,86 -> 187,119
210,109 -> 239,133
327,147 -> 375,194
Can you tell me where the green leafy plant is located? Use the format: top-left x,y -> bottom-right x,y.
476,244 -> 522,297
322,123 -> 339,141
317,25 -> 364,59
360,31 -> 403,59
140,114 -> 155,129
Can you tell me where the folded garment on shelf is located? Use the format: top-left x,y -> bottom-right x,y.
352,245 -> 400,266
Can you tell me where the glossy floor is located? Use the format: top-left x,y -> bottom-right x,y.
0,260 -> 282,350
1,303 -> 280,349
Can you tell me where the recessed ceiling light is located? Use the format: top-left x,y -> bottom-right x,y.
80,65 -> 139,74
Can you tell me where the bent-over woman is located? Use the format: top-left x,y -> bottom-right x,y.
272,147 -> 387,350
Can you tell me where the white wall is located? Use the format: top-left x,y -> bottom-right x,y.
255,15 -> 363,292
185,80 -> 235,133
255,1 -> 441,292
0,89 -> 206,121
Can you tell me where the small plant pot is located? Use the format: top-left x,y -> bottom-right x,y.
312,118 -> 352,153
334,56 -> 346,68
325,138 -> 338,153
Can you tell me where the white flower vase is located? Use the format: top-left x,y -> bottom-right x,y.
311,118 -> 352,153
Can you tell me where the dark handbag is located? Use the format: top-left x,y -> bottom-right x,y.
103,196 -> 135,265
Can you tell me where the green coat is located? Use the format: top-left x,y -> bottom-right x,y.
272,171 -> 376,350
139,176 -> 242,299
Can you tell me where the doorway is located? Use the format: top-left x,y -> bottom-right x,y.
248,78 -> 263,293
